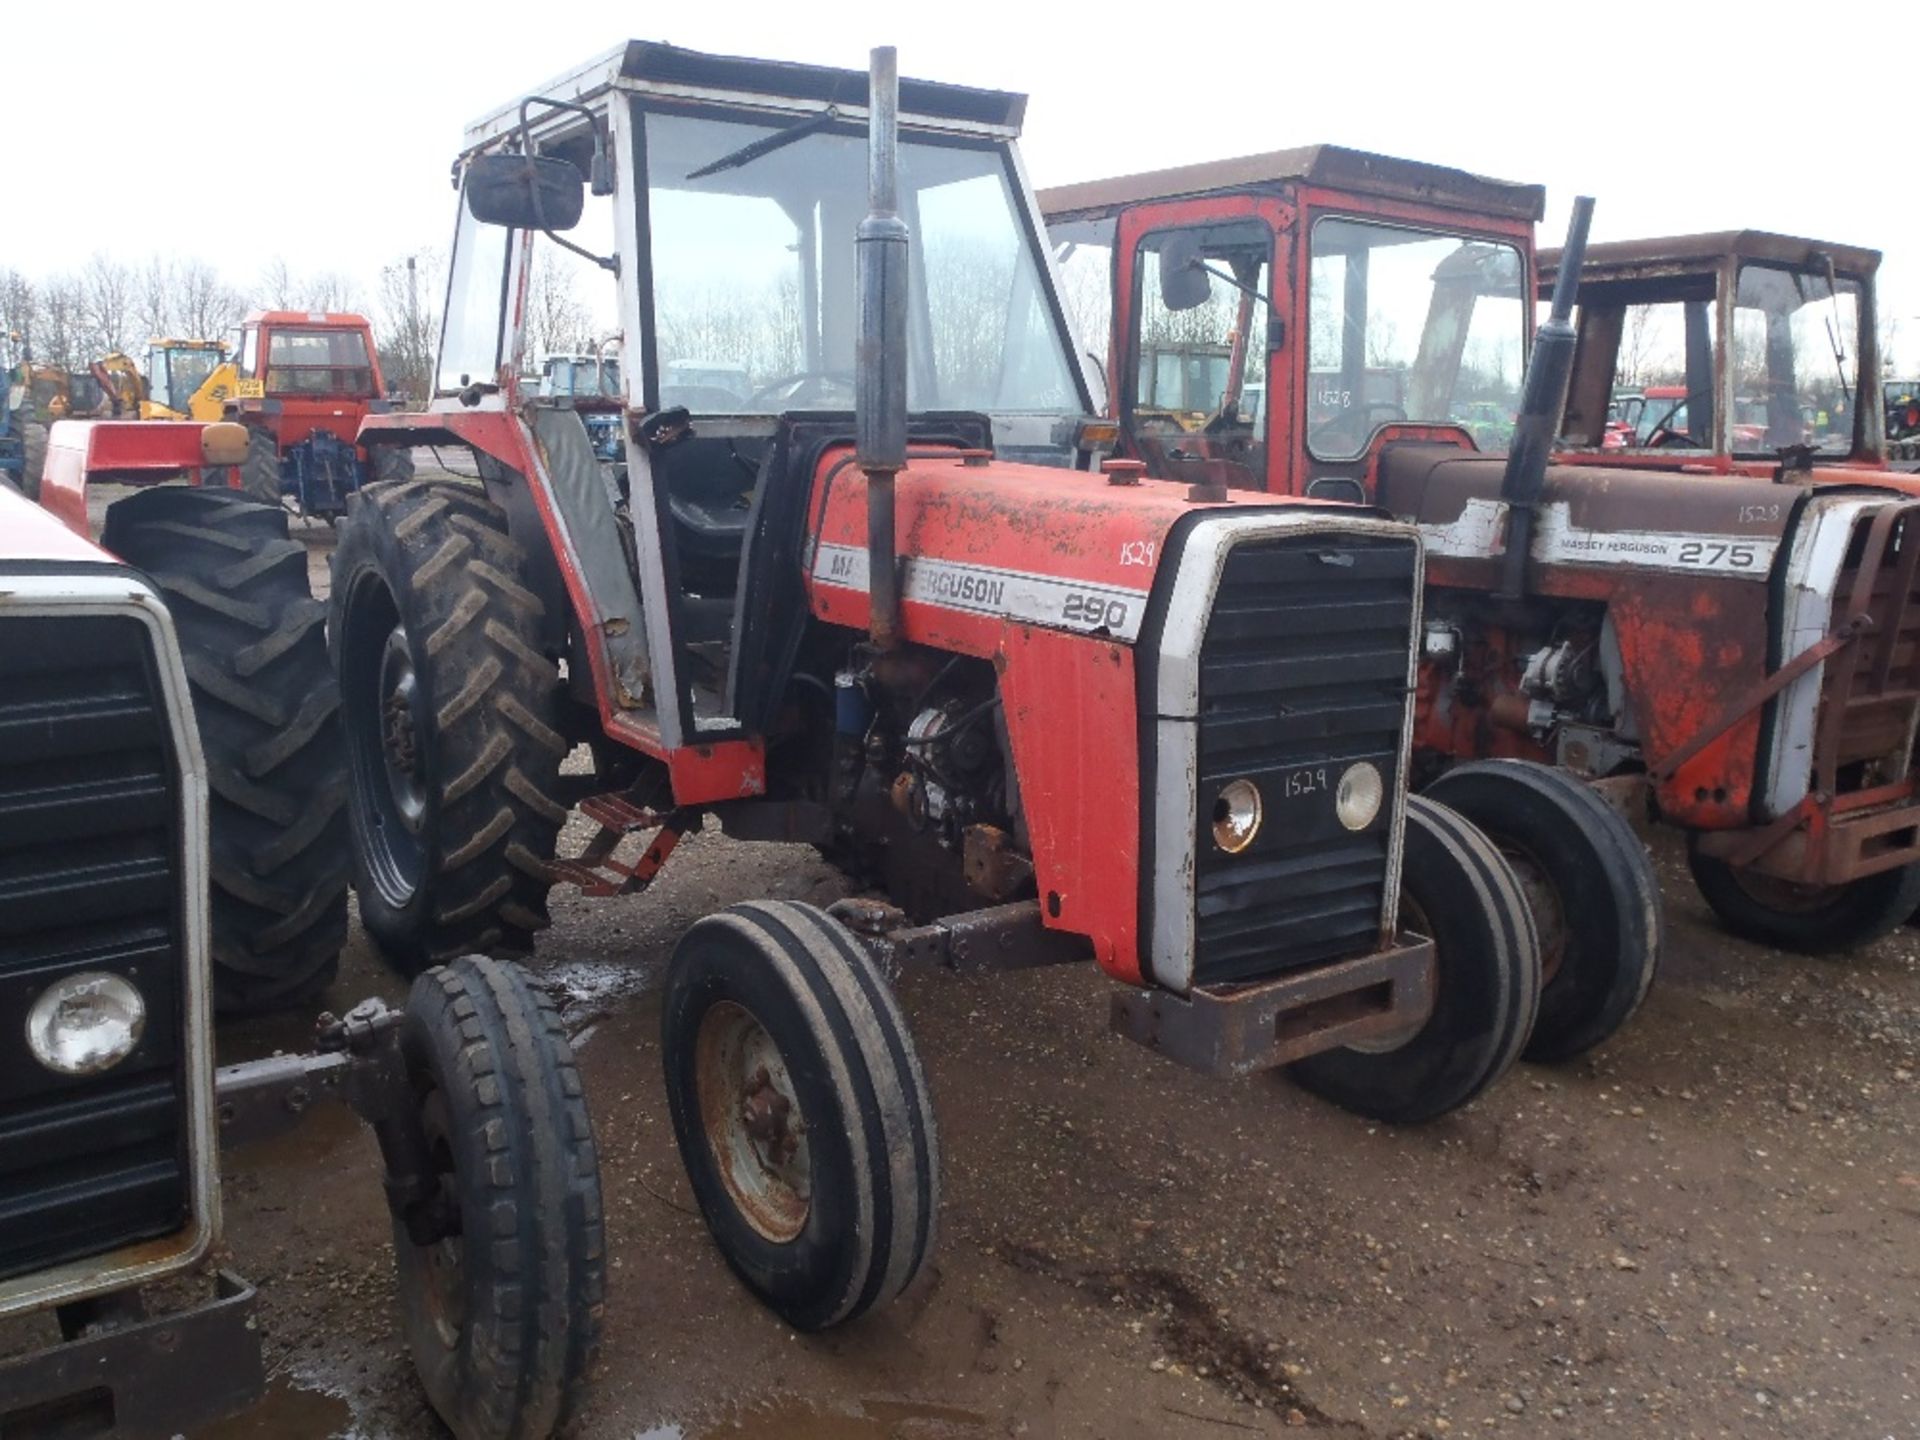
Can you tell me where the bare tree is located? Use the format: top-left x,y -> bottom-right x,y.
0,269 -> 36,358
257,257 -> 297,310
35,277 -> 86,370
375,251 -> 443,402
1617,304 -> 1656,388
134,257 -> 176,343
176,260 -> 247,342
81,254 -> 136,357
525,250 -> 592,363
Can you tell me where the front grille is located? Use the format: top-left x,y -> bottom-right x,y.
0,613 -> 189,1282
1191,533 -> 1417,986
1816,504 -> 1920,794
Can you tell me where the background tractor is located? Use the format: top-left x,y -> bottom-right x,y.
0,480 -> 602,1440
340,40 -> 1550,1355
223,309 -> 414,516
1041,147 -> 1920,960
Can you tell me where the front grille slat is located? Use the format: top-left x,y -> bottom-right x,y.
1189,533 -> 1417,988
0,612 -> 189,1282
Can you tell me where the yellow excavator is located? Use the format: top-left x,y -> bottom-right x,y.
89,339 -> 258,421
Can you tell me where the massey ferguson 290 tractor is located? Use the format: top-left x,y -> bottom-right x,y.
1041,148 -> 1920,959
0,477 -> 602,1440
341,42 -> 1552,1334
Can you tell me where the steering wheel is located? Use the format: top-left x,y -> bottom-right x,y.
746,370 -> 857,409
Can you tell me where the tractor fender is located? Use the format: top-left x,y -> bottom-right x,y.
36,419 -> 249,539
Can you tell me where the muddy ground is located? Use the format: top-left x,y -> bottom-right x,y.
28,497 -> 1920,1438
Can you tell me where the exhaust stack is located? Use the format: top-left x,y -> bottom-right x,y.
1496,194 -> 1594,601
858,44 -> 910,649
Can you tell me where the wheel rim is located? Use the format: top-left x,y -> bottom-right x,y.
1491,839 -> 1565,987
413,1087 -> 467,1353
1726,866 -> 1840,916
342,571 -> 429,908
693,1001 -> 811,1243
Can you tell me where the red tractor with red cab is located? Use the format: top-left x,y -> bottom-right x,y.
336,42 -> 1573,1338
1041,147 -> 1920,961
226,309 -> 415,516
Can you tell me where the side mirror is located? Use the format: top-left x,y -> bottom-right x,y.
465,153 -> 585,231
1157,233 -> 1213,313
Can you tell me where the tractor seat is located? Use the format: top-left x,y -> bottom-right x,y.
667,492 -> 751,564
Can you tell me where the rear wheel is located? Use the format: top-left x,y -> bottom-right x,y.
332,480 -> 566,973
1424,760 -> 1660,1062
103,486 -> 348,1011
392,956 -> 605,1440
662,901 -> 940,1331
371,444 -> 416,484
239,426 -> 282,505
1687,842 -> 1920,954
1290,795 -> 1541,1123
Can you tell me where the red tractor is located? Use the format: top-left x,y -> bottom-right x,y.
1040,147 -> 1920,959
25,420 -> 350,1010
340,43 -> 1564,1340
0,477 -> 601,1440
226,309 -> 414,516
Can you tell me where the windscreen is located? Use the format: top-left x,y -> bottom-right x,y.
1731,263 -> 1863,455
1308,217 -> 1526,459
266,327 -> 374,397
641,110 -> 1081,423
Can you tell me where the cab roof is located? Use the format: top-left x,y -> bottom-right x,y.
1036,145 -> 1544,224
464,41 -> 1026,151
243,310 -> 375,329
1540,230 -> 1883,284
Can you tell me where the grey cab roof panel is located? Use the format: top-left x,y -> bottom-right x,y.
465,41 -> 1026,151
1036,145 -> 1544,224
1541,231 -> 1883,285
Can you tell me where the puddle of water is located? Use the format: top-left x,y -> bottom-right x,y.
652,1397 -> 987,1439
545,957 -> 661,1043
197,1376 -> 356,1439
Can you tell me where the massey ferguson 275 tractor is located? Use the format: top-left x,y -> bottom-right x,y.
1041,148 -> 1920,959
0,477 -> 602,1440
340,42 -> 1553,1334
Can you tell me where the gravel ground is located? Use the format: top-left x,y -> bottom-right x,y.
31,482 -> 1920,1438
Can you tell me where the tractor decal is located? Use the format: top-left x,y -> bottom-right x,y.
1415,495 -> 1781,579
809,541 -> 1151,640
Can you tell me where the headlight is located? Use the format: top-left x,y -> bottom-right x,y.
1335,761 -> 1385,832
1211,779 -> 1264,853
26,972 -> 147,1076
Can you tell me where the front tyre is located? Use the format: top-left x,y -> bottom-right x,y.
392,956 -> 605,1440
1687,841 -> 1920,954
662,901 -> 940,1331
331,480 -> 567,974
102,486 -> 348,1012
1424,760 -> 1661,1062
1290,796 -> 1541,1124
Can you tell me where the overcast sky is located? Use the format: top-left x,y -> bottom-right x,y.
13,0 -> 1916,367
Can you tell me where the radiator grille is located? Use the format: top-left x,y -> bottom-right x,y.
0,612 -> 189,1282
1190,533 -> 1417,986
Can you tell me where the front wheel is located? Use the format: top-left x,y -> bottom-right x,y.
662,901 -> 940,1331
1687,841 -> 1920,954
1424,760 -> 1660,1062
391,956 -> 605,1440
1290,795 -> 1541,1124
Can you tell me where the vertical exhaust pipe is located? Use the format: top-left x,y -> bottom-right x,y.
1496,194 -> 1595,601
858,44 -> 910,649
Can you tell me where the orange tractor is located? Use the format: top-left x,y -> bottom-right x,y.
1041,147 -> 1920,961
224,309 -> 414,516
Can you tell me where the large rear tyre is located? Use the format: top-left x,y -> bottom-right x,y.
332,480 -> 567,974
371,444 -> 416,484
392,956 -> 605,1440
1687,841 -> 1920,955
662,901 -> 940,1332
20,421 -> 47,502
1290,796 -> 1541,1123
1424,759 -> 1660,1062
103,486 -> 348,1012
239,426 -> 282,506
